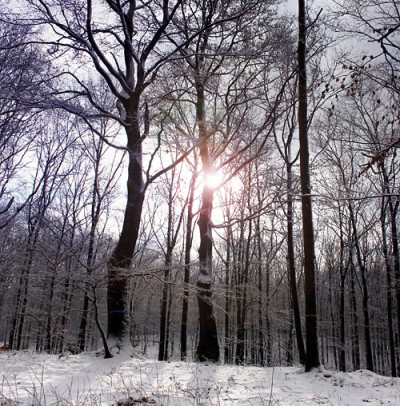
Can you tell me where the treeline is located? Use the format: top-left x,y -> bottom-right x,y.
0,0 -> 399,376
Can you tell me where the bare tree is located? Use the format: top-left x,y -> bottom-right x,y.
166,0 -> 287,362
77,112 -> 123,353
7,111 -> 78,350
0,21 -> 48,229
14,0 -> 207,351
330,0 -> 400,153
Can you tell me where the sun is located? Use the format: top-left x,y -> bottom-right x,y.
204,169 -> 224,190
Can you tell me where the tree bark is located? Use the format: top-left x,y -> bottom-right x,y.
256,212 -> 265,366
298,0 -> 320,372
382,167 -> 400,368
349,259 -> 360,370
235,221 -> 251,364
338,207 -> 347,372
224,223 -> 232,364
287,160 -> 306,365
107,114 -> 144,348
180,166 -> 196,360
349,205 -> 373,371
381,197 -> 397,377
194,82 -> 219,362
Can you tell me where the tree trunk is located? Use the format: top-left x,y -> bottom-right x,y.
45,265 -> 56,353
287,160 -> 306,365
328,268 -> 338,370
107,116 -> 144,349
265,258 -> 272,366
298,0 -> 320,372
107,106 -> 144,347
381,197 -> 397,376
180,166 -> 196,360
224,221 -> 233,364
159,265 -> 171,361
338,207 -> 347,372
79,170 -> 101,352
349,205 -> 373,371
287,315 -> 294,365
235,220 -> 251,364
383,170 -> 400,369
195,183 -> 219,361
350,260 -> 360,370
256,215 -> 265,366
194,82 -> 219,362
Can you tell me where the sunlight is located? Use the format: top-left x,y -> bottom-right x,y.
204,169 -> 224,190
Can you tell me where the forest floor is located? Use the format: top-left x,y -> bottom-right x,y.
1,348 -> 399,405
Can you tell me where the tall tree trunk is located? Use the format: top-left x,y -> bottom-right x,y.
45,265 -> 56,353
339,269 -> 346,371
159,253 -> 172,361
287,314 -> 294,365
381,197 -> 397,377
298,0 -> 320,371
59,254 -> 75,352
194,81 -> 219,362
78,293 -> 90,351
265,257 -> 272,366
9,268 -> 26,349
382,168 -> 400,367
287,160 -> 306,365
46,215 -> 69,353
328,266 -> 338,370
180,164 -> 196,360
79,166 -> 101,352
235,227 -> 245,364
349,205 -> 373,371
235,221 -> 252,364
256,216 -> 265,366
224,221 -> 233,364
107,115 -> 144,349
338,207 -> 347,372
350,259 -> 360,370
159,168 -> 185,360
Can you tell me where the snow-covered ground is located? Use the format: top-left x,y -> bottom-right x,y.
1,349 -> 399,405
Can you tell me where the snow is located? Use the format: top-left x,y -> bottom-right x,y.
1,349 -> 400,405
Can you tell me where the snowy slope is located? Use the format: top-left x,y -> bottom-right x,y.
1,350 -> 399,405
